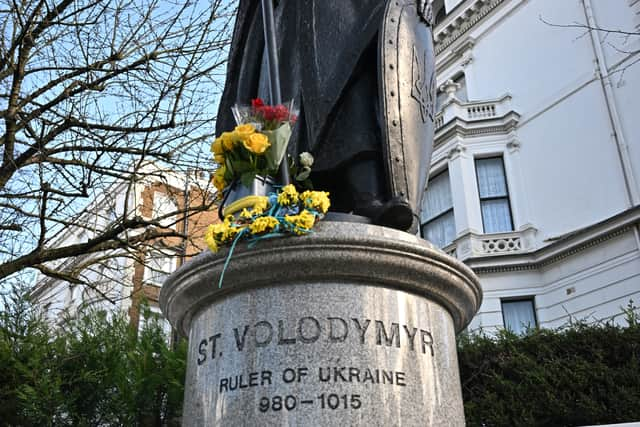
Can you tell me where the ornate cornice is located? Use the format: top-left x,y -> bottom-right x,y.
434,0 -> 506,55
434,114 -> 520,147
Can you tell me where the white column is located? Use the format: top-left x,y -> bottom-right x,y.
502,135 -> 531,231
447,142 -> 483,236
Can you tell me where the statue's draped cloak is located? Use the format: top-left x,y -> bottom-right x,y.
216,0 -> 386,171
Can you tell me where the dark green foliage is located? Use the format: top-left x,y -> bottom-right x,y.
458,303 -> 640,427
0,287 -> 186,426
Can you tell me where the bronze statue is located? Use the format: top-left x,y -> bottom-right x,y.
216,0 -> 436,231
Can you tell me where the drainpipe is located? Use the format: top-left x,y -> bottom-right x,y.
580,0 -> 640,250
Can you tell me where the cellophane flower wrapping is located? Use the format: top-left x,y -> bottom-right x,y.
231,98 -> 298,172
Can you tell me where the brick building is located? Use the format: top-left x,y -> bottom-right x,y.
30,163 -> 218,333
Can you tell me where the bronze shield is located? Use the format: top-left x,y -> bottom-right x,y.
379,0 -> 436,216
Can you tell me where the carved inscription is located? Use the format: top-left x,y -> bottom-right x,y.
196,316 -> 433,365
194,315 -> 435,414
214,365 -> 408,413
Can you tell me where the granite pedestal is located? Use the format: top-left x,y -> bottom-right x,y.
160,221 -> 482,426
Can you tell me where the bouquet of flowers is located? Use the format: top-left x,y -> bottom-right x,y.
233,98 -> 298,171
211,99 -> 299,197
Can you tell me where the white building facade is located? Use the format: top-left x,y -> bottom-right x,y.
425,0 -> 640,333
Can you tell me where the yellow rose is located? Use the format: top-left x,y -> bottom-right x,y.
234,124 -> 255,140
213,172 -> 226,193
243,132 -> 270,154
211,137 -> 224,155
214,153 -> 224,164
219,132 -> 236,151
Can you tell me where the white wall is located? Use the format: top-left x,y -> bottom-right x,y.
433,0 -> 640,333
469,231 -> 640,333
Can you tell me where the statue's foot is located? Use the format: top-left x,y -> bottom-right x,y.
353,195 -> 414,231
375,197 -> 414,231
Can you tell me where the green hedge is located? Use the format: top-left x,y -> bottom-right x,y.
0,288 -> 186,426
458,304 -> 640,427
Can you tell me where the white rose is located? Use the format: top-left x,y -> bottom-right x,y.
299,152 -> 314,168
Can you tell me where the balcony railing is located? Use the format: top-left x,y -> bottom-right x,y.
440,227 -> 537,261
434,94 -> 514,132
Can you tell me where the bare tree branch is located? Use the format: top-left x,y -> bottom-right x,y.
0,0 -> 234,292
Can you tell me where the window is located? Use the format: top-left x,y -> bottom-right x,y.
152,192 -> 178,229
144,251 -> 175,286
475,157 -> 513,233
501,298 -> 537,335
421,170 -> 456,248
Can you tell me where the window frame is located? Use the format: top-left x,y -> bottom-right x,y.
143,251 -> 176,287
500,297 -> 538,334
152,191 -> 179,229
421,169 -> 456,248
474,156 -> 514,234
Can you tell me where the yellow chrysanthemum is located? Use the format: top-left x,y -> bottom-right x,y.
252,196 -> 269,215
210,221 -> 227,236
205,218 -> 245,253
300,190 -> 331,214
240,208 -> 253,219
225,225 -> 242,241
277,184 -> 299,206
243,133 -> 270,154
222,218 -> 242,240
249,216 -> 279,235
205,224 -> 219,252
285,210 -> 317,234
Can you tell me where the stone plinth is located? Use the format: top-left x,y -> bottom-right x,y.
160,221 -> 482,426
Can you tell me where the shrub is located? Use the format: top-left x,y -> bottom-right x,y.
0,287 -> 186,426
458,303 -> 640,427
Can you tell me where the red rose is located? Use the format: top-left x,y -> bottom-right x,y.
274,104 -> 289,122
251,98 -> 264,109
262,106 -> 276,121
